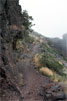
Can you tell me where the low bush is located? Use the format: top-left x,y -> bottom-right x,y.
40,43 -> 64,74
40,54 -> 64,74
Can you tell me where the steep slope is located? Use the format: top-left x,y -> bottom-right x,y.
0,0 -> 67,101
29,30 -> 67,76
15,41 -> 67,101
0,0 -> 24,99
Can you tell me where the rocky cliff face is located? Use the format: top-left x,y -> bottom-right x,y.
0,0 -> 24,95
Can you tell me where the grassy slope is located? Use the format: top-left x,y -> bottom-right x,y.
29,31 -> 67,81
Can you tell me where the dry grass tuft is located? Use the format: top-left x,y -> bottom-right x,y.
40,67 -> 54,76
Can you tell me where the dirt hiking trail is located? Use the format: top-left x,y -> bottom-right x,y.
16,43 -> 51,101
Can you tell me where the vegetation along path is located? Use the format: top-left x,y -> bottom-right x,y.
17,43 -> 48,101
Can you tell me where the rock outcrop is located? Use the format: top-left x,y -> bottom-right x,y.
43,82 -> 66,101
0,0 -> 24,96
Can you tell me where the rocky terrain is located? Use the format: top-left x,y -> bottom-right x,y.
0,0 -> 24,98
0,0 -> 67,101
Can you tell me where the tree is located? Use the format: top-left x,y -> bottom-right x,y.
22,10 -> 34,31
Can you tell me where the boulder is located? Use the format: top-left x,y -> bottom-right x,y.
43,83 -> 67,101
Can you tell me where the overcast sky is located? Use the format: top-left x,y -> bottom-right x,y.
19,0 -> 67,38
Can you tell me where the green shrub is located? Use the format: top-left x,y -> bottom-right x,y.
41,43 -> 59,54
24,32 -> 34,43
40,54 -> 64,74
22,10 -> 34,30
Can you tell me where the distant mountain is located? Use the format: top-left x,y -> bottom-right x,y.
49,34 -> 67,60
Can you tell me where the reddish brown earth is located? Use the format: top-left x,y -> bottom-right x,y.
0,43 -> 66,101
17,43 -> 47,101
0,43 -> 48,101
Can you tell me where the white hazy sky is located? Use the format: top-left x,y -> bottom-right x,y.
19,0 -> 67,38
